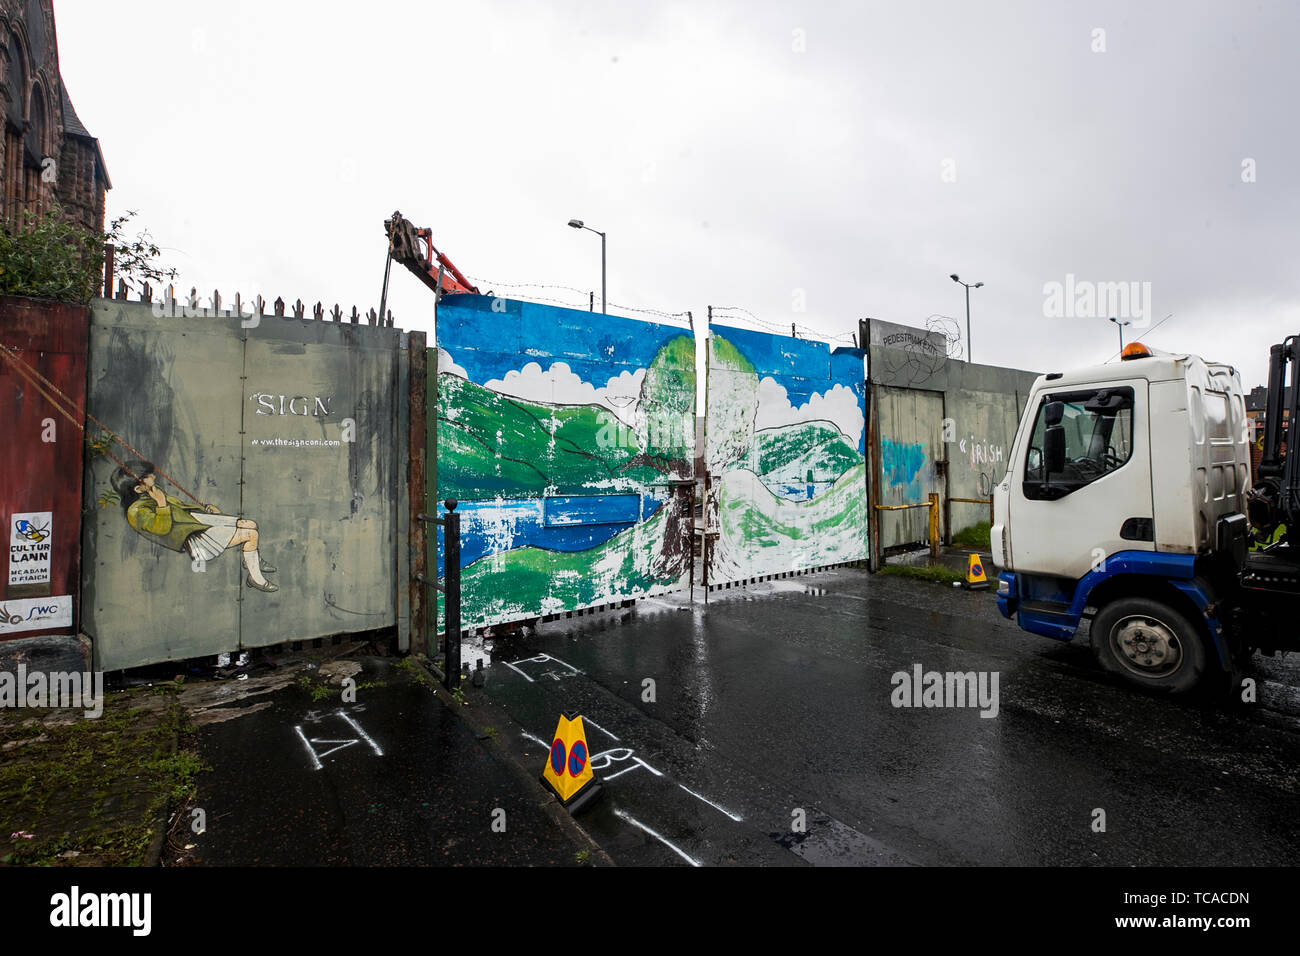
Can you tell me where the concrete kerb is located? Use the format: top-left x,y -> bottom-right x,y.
403,653 -> 615,867
144,726 -> 178,868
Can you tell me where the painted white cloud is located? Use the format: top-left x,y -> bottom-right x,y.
436,348 -> 468,379
485,362 -> 646,426
754,378 -> 864,449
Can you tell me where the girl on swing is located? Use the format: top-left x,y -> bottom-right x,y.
109,460 -> 279,592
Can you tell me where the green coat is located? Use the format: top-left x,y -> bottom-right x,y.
126,495 -> 210,552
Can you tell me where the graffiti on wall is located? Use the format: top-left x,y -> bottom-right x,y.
435,295 -> 695,630
704,324 -> 867,583
108,461 -> 279,592
881,439 -> 927,498
81,300 -> 404,671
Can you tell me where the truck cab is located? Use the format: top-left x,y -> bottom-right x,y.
992,344 -> 1254,694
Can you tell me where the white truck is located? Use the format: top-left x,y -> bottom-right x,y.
992,339 -> 1299,695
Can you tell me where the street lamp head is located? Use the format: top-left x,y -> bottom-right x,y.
974,282 -> 983,288
949,274 -> 960,282
567,219 -> 584,229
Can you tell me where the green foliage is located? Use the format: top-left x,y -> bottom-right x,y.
0,206 -> 177,305
879,563 -> 965,585
0,205 -> 101,302
951,521 -> 992,550
107,209 -> 178,294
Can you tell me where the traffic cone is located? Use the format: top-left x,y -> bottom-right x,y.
965,553 -> 989,590
540,711 -> 603,814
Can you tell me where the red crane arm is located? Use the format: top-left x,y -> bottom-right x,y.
385,211 -> 480,296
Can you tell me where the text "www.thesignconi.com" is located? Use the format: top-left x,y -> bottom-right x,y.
249,438 -> 342,448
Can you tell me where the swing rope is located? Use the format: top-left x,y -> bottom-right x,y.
0,342 -> 206,506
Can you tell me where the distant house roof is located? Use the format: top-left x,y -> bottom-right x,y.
1247,385 -> 1293,413
59,80 -> 110,189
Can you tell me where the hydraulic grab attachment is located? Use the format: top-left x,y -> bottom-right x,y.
383,211 -> 480,298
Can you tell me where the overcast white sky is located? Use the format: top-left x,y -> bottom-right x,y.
54,0 -> 1299,388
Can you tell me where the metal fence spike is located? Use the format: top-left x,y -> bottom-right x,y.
294,298 -> 305,318
274,296 -> 285,316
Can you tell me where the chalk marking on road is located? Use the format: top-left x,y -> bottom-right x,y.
295,725 -> 323,770
591,747 -> 663,780
542,653 -> 581,673
614,808 -> 702,867
502,660 -> 536,683
583,716 -> 620,741
521,730 -> 551,749
604,763 -> 643,781
337,709 -> 383,756
677,783 -> 743,822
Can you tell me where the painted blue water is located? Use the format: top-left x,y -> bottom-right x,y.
434,493 -> 666,577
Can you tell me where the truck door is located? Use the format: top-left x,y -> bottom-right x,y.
1008,380 -> 1153,580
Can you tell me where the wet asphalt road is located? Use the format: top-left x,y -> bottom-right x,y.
187,658 -> 585,866
469,568 -> 1300,866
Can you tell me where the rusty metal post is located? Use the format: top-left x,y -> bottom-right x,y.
928,492 -> 940,559
702,474 -> 711,599
102,244 -> 114,298
868,383 -> 883,571
687,481 -> 695,593
443,500 -> 461,691
408,333 -> 427,656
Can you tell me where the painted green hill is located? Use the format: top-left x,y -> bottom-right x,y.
711,462 -> 868,580
436,334 -> 695,499
750,420 -> 861,485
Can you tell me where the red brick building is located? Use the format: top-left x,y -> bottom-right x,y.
0,0 -> 108,234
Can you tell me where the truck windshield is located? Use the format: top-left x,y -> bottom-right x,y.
1024,386 -> 1135,500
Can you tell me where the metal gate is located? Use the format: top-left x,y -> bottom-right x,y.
869,384 -> 945,566
81,297 -> 409,671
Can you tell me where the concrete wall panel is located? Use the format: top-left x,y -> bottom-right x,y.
82,300 -> 405,670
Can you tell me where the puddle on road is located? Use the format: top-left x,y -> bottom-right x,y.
772,813 -> 914,867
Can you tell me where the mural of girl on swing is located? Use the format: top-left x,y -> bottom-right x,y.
109,460 -> 279,592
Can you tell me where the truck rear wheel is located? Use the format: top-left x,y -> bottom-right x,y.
1090,597 -> 1209,696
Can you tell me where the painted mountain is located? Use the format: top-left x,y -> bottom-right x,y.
704,324 -> 868,582
434,295 -> 695,629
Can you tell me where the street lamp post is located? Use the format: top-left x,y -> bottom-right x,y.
1109,316 -> 1131,353
949,274 -> 983,363
568,219 -> 606,314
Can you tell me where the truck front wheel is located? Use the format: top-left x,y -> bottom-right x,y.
1090,597 -> 1209,696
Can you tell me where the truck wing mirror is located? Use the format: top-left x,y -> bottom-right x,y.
1045,424 -> 1066,474
1045,400 -> 1065,426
